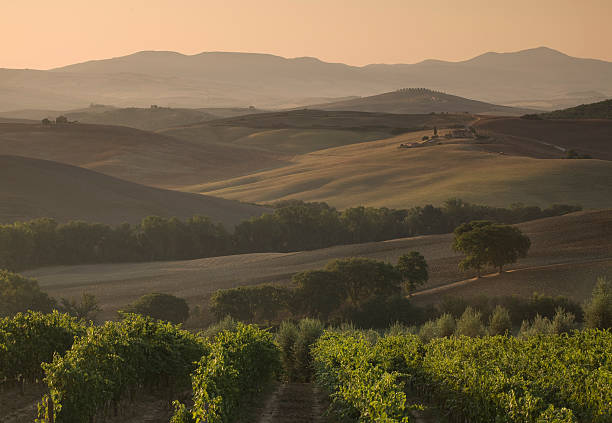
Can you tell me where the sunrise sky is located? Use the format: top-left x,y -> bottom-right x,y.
3,0 -> 611,69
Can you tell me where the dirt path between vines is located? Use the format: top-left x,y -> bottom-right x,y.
257,382 -> 327,423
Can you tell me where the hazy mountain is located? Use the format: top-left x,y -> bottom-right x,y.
1,47 -> 611,111
306,88 -> 535,115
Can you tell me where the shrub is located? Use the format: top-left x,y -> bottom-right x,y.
0,270 -> 56,317
551,308 -> 577,334
120,293 -> 190,324
419,320 -> 438,343
199,315 -> 239,339
455,307 -> 486,337
583,277 -> 612,329
338,295 -> 426,328
518,314 -> 552,338
488,305 -> 512,336
277,321 -> 299,380
293,319 -> 324,382
435,313 -> 456,337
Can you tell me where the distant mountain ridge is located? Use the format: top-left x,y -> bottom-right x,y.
1,47 -> 611,111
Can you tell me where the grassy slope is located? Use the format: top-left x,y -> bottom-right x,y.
161,124 -> 390,155
25,210 -> 611,319
0,155 -> 267,227
191,130 -> 612,210
0,123 -> 287,188
160,109 -> 474,155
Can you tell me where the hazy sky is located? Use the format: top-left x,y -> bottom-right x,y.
3,0 -> 611,69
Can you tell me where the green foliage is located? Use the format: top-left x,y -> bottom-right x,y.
583,277 -> 612,329
314,329 -> 611,423
418,320 -> 438,343
325,257 -> 402,306
120,292 -> 190,324
39,314 -> 207,423
0,200 -> 578,271
396,251 -> 429,292
292,270 -> 344,320
198,315 -> 239,339
455,307 -> 486,337
312,332 -> 416,422
292,319 -> 324,382
340,295 -> 427,329
488,305 -> 513,335
453,221 -> 531,275
59,293 -> 100,321
434,313 -> 456,337
420,332 -> 611,422
184,323 -> 280,423
0,311 -> 85,383
0,270 -> 56,317
277,321 -> 299,380
209,285 -> 291,324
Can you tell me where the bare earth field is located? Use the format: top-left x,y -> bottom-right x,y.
192,129 -> 612,209
25,211 -> 612,320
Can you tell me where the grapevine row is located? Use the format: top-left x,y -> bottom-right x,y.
312,330 -> 612,423
37,314 -> 208,423
171,323 -> 280,422
0,311 -> 85,384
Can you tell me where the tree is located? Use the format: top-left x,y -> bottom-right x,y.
452,221 -> 493,277
209,285 -> 291,324
583,277 -> 612,329
60,293 -> 101,321
120,293 -> 190,324
55,115 -> 68,124
396,251 -> 428,293
0,270 -> 56,317
41,118 -> 51,125
453,221 -> 530,276
484,225 -> 531,273
292,270 -> 344,320
324,257 -> 402,306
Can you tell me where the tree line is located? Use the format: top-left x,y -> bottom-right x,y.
0,199 -> 580,271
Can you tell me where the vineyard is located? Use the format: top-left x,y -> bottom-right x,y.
0,312 -> 279,423
312,329 -> 612,423
1,311 -> 610,423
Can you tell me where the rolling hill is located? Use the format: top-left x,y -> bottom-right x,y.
474,117 -> 612,160
189,129 -> 612,210
2,47 -> 611,111
25,210 -> 612,319
537,98 -> 612,120
160,110 -> 474,155
0,105 -> 266,131
0,155 -> 267,227
0,122 -> 288,187
306,88 -> 534,115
